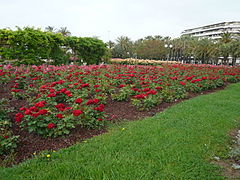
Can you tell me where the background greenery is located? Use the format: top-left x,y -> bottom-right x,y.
109,33 -> 240,65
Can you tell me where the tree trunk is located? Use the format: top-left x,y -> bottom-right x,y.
232,57 -> 236,66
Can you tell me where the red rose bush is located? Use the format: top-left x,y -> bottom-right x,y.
0,63 -> 240,137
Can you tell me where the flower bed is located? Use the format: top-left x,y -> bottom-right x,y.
0,63 -> 240,160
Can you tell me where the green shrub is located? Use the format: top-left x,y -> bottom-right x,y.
0,27 -> 108,65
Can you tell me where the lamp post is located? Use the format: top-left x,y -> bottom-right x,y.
164,44 -> 173,61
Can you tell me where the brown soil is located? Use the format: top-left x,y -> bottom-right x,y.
212,128 -> 240,179
214,160 -> 240,179
0,82 -> 230,167
104,85 -> 228,122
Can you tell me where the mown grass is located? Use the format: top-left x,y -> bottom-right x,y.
1,83 -> 240,179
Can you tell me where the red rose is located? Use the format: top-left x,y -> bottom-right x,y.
133,94 -> 146,99
47,123 -> 55,129
75,98 -> 83,104
81,83 -> 89,88
20,107 -> 27,111
31,113 -> 40,118
40,85 -> 47,89
86,99 -> 93,105
185,76 -> 193,81
24,110 -> 32,115
35,101 -> 46,108
170,77 -> 178,80
64,90 -> 71,95
15,117 -> 22,122
93,99 -> 100,104
146,90 -> 157,95
47,93 -> 56,97
73,110 -> 83,116
49,89 -> 55,93
55,103 -> 65,108
180,81 -> 186,85
155,86 -> 162,90
94,104 -> 105,112
143,88 -> 150,92
39,109 -> 48,115
56,114 -> 64,119
118,84 -> 125,88
11,89 -> 21,92
132,88 -> 140,92
55,103 -> 65,111
29,106 -> 39,112
65,107 -> 72,110
15,113 -> 24,122
94,85 -> 100,88
15,113 -> 24,118
86,99 -> 99,105
95,89 -> 101,93
60,88 -> 67,93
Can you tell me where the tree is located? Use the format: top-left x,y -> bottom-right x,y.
58,27 -> 71,36
172,36 -> 197,63
0,27 -> 107,65
229,40 -> 240,66
107,40 -> 115,49
218,32 -> 233,65
45,26 -> 55,33
112,36 -> 133,58
65,36 -> 107,64
194,38 -> 217,64
134,36 -> 166,60
220,31 -> 232,43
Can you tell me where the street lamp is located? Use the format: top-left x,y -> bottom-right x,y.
164,44 -> 173,61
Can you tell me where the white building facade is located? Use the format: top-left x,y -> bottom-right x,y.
181,21 -> 240,39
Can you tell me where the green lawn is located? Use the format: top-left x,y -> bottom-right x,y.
1,83 -> 240,180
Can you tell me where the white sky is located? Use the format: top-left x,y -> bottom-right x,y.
0,0 -> 239,42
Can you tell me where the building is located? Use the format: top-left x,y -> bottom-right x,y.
181,21 -> 240,39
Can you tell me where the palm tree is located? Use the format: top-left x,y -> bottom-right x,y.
229,41 -> 240,66
58,27 -> 71,36
220,31 -> 232,43
45,26 -> 55,33
107,40 -> 115,49
194,38 -> 216,64
173,36 -> 196,63
144,36 -> 155,40
154,35 -> 164,40
219,31 -> 233,65
114,36 -> 133,58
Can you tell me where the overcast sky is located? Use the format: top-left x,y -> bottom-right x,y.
0,0 -> 239,42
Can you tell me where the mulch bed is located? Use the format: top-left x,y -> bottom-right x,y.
0,82 -> 228,166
